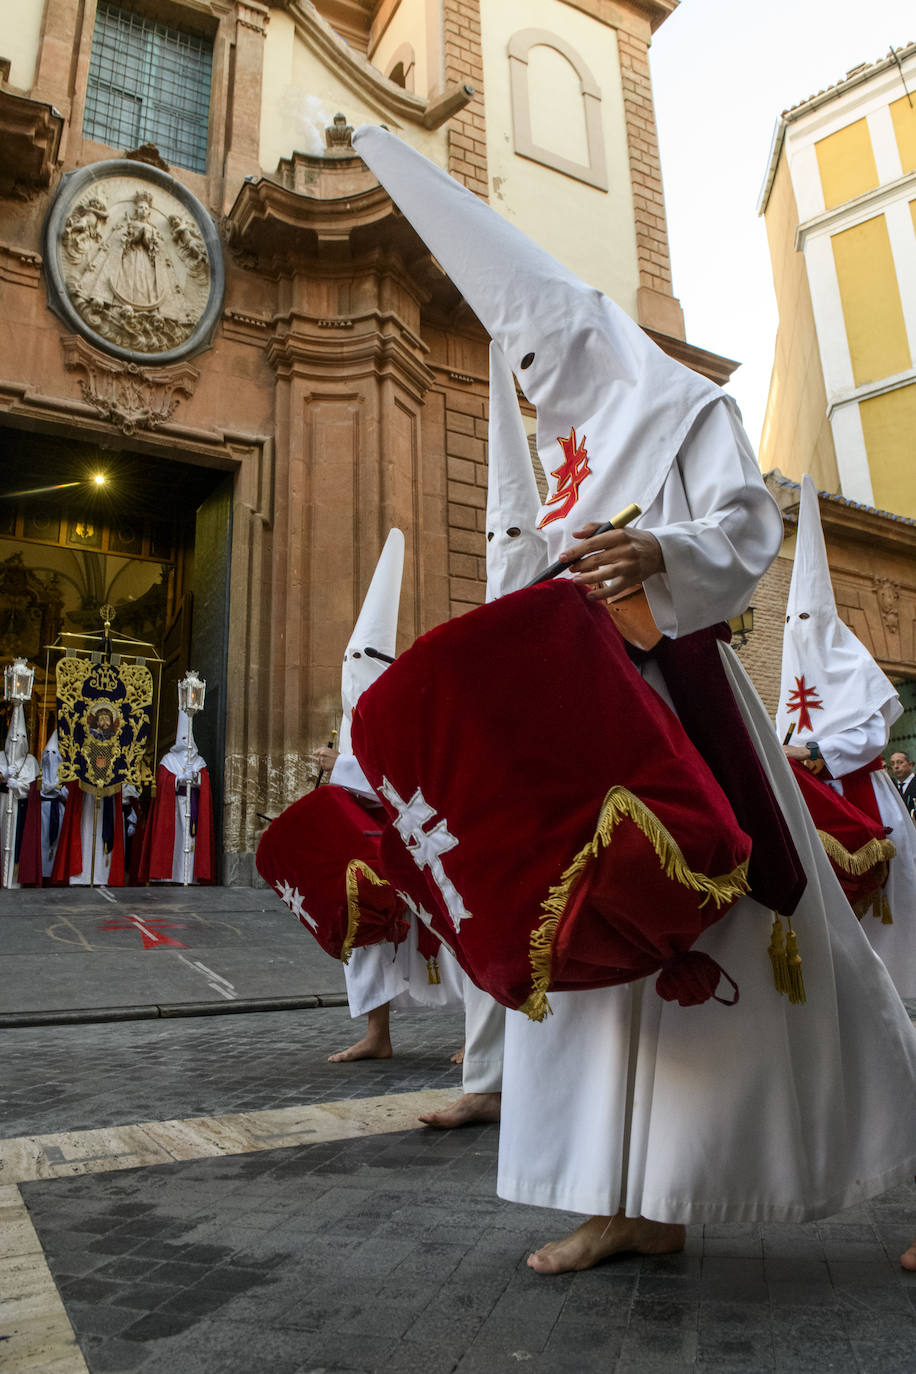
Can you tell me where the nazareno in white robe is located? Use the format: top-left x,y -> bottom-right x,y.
329,752 -> 465,1019
816,704 -> 916,1000
497,402 -> 916,1224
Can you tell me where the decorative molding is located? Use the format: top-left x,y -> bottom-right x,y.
874,577 -> 900,635
0,88 -> 63,198
283,0 -> 472,130
795,168 -> 916,250
507,28 -> 608,192
0,240 -> 42,288
825,367 -> 916,420
236,0 -> 270,35
60,335 -> 200,437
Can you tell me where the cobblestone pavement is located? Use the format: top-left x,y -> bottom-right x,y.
3,1007 -> 916,1374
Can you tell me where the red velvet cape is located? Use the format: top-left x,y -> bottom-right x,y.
50,786 -> 125,886
138,765 -> 215,884
353,580 -> 753,1018
16,781 -> 44,887
789,759 -> 893,918
256,784 -> 410,960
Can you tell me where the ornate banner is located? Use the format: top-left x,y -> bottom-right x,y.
56,658 -> 153,795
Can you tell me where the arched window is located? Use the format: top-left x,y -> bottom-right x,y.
385,43 -> 415,94
507,29 -> 607,191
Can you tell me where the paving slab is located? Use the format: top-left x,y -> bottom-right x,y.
0,886 -> 346,1017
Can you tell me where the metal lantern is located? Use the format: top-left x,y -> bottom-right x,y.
727,606 -> 755,650
3,657 -> 35,703
177,669 -> 206,716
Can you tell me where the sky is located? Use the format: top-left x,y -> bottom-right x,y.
649,0 -> 915,447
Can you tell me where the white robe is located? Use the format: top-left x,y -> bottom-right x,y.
0,751 -> 38,888
817,705 -> 916,999
329,753 -> 465,1018
497,407 -> 916,1224
40,738 -> 67,879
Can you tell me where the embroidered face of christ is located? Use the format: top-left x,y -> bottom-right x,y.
352,126 -> 722,562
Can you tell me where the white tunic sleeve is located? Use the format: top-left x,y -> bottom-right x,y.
641,400 -> 783,638
329,752 -> 378,802
818,701 -> 893,779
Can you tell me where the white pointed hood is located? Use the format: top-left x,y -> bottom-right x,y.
3,703 -> 29,772
41,729 -> 62,792
352,125 -> 724,560
486,342 -> 549,600
161,710 -> 207,778
776,475 -> 900,746
339,528 -> 404,753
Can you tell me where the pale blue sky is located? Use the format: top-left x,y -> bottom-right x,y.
650,0 -> 915,448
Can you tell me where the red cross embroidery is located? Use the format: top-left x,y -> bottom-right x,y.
785,676 -> 823,733
538,427 -> 591,529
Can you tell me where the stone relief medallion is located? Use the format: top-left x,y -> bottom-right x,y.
43,161 -> 225,365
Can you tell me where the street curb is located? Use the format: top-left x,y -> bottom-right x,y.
0,994 -> 351,1029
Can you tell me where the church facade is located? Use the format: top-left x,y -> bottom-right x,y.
0,0 -> 734,881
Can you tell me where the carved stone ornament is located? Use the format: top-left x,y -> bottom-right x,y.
43,161 -> 225,365
61,334 -> 199,437
873,576 -> 900,635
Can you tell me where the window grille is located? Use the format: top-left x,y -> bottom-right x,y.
83,3 -> 213,173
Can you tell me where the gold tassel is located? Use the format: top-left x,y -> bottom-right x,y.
816,831 -> 896,876
426,957 -> 441,985
784,922 -> 806,1005
768,914 -> 788,996
880,893 -> 894,925
341,859 -> 391,964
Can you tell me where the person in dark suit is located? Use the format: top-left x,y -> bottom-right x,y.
889,751 -> 916,819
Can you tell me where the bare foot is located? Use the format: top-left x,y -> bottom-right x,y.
902,1238 -> 916,1271
328,1034 -> 393,1063
527,1212 -> 686,1275
450,1046 -> 465,1064
418,1091 -> 501,1128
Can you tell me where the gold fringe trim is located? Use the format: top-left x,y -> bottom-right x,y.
341,859 -> 391,964
426,957 -> 441,985
816,830 -> 896,877
522,786 -> 751,1022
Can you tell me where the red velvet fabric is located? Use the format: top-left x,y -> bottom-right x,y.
49,786 -> 125,886
138,766 -> 216,884
836,756 -> 884,827
256,784 -> 409,959
789,759 -> 891,913
17,781 -> 44,887
353,580 -> 752,1013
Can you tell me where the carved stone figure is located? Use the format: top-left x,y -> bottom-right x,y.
47,169 -> 219,360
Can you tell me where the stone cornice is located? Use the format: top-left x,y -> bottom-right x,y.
645,330 -> 739,387
766,470 -> 916,557
272,0 -> 473,128
0,88 -> 63,198
558,0 -> 678,37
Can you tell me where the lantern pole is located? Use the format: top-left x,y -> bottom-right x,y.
2,658 -> 35,889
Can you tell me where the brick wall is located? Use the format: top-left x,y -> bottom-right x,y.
442,0 -> 488,197
616,27 -> 673,298
735,555 -> 793,720
444,383 -> 489,615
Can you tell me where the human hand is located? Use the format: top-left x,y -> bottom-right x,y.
314,746 -> 339,773
560,522 -> 665,602
783,745 -> 810,760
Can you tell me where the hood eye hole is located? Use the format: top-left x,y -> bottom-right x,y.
798,612 -> 810,620
520,352 -> 535,369
507,527 -> 520,538
487,531 -> 494,542
352,651 -> 362,658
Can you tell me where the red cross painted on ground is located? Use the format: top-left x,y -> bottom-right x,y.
99,913 -> 188,949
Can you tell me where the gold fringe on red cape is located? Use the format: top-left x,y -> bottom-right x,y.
341,859 -> 391,964
518,785 -> 752,1023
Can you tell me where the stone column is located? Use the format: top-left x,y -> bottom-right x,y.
223,1 -> 269,193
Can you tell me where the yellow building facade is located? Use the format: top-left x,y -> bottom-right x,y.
758,42 -> 916,518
